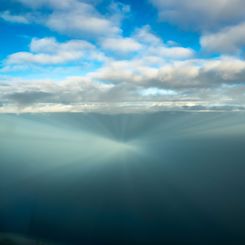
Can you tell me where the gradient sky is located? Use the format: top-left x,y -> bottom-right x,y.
1,0 -> 245,112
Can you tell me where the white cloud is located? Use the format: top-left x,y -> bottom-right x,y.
149,46 -> 194,59
101,37 -> 142,54
1,54 -> 245,112
201,22 -> 245,53
88,27 -> 194,87
1,2 -> 245,113
150,0 -> 245,31
134,26 -> 194,59
1,27 -> 244,113
3,1 -> 108,36
89,56 -> 245,90
15,0 -> 123,38
46,7 -> 120,37
5,37 -> 103,66
90,60 -> 159,85
0,11 -> 29,24
150,0 -> 245,53
100,26 -> 194,58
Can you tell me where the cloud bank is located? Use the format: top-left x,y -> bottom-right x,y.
0,0 -> 245,112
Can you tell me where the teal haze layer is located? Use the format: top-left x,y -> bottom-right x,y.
0,112 -> 245,244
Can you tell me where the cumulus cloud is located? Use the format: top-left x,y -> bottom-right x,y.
13,0 -> 124,38
46,6 -> 119,37
150,0 -> 245,31
1,58 -> 245,112
2,26 -> 194,76
150,0 -> 245,53
2,26 -> 245,112
201,22 -> 245,53
5,37 -> 104,66
0,76 -> 114,107
101,37 -> 142,54
135,26 -> 194,58
100,26 -> 194,57
1,1 -> 245,112
89,55 -> 245,91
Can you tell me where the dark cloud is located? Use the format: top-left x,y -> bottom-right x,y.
5,91 -> 53,105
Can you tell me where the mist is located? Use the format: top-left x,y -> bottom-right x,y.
0,112 -> 245,244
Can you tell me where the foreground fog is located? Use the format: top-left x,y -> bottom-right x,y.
0,112 -> 245,244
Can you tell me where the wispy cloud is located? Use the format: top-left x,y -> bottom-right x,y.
0,10 -> 30,24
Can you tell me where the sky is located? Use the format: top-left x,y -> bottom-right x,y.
1,0 -> 245,112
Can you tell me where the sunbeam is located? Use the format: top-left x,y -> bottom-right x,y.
1,112 -> 245,244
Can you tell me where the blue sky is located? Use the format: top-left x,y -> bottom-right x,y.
1,0 -> 245,112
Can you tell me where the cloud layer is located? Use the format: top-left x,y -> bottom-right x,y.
0,0 -> 245,112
